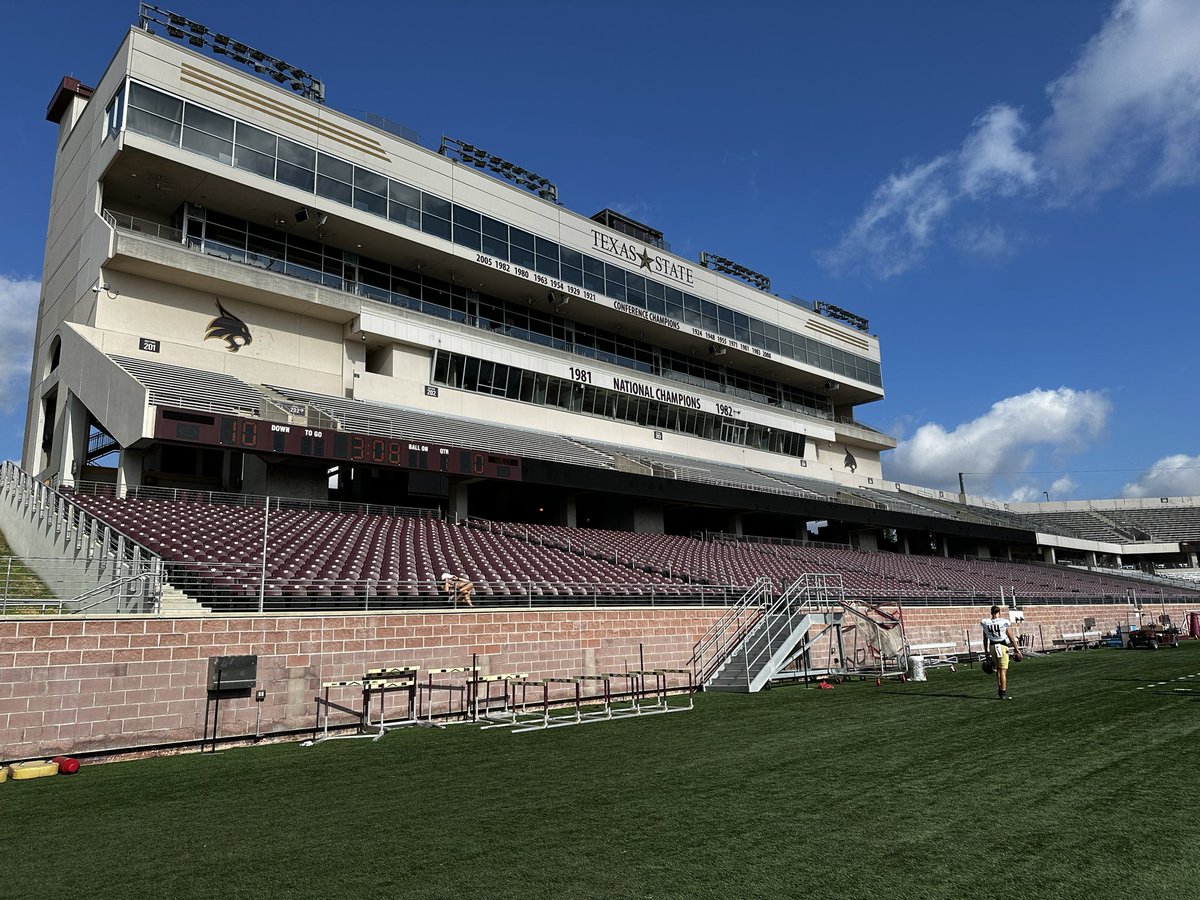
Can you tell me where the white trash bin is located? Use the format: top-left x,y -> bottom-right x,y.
908,654 -> 927,682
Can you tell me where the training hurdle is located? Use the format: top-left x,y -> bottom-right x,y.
472,673 -> 530,725
306,665 -> 419,744
479,677 -> 556,731
485,668 -> 695,733
417,666 -> 478,726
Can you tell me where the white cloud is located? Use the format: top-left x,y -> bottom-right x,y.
884,387 -> 1111,499
1121,453 -> 1200,497
959,105 -> 1039,198
0,275 -> 40,414
821,105 -> 1034,278
819,155 -> 954,278
1042,0 -> 1200,200
824,0 -> 1200,277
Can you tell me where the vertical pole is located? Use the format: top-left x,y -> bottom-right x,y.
258,496 -> 270,614
3,557 -> 10,615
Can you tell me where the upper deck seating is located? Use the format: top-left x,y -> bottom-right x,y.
110,355 -> 267,417
268,385 -> 614,470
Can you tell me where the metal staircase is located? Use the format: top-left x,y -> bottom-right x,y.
691,574 -> 846,693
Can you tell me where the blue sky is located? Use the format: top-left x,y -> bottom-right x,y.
2,0 -> 1198,502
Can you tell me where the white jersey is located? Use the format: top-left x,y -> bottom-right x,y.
981,616 -> 1011,645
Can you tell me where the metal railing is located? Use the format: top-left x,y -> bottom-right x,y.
63,480 -> 441,519
0,557 -> 160,614
157,568 -> 742,613
690,577 -> 772,686
731,574 -> 844,691
104,209 -> 184,243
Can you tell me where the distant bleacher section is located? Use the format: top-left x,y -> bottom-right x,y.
471,521 -> 1200,601
58,489 -> 1200,612
1019,504 -> 1200,543
110,355 -> 270,417
268,385 -> 615,471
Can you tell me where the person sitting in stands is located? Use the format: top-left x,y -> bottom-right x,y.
455,573 -> 474,607
441,572 -> 474,607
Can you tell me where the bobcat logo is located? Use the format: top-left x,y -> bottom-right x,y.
205,299 -> 253,352
843,450 -> 858,473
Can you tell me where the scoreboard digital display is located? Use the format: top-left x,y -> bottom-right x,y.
155,408 -> 521,480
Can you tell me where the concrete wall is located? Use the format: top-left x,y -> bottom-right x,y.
3,600 -> 1194,762
0,606 -> 722,761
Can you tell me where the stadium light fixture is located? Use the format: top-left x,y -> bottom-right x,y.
811,300 -> 870,333
699,251 -> 771,292
137,4 -> 326,103
438,135 -> 560,204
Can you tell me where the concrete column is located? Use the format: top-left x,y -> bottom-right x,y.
728,512 -> 744,537
1042,546 -> 1057,565
448,482 -> 470,522
58,392 -> 89,485
563,496 -> 577,528
117,449 -> 145,496
242,454 -> 269,496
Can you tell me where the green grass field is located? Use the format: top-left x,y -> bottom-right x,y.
0,530 -> 56,612
5,643 -> 1199,899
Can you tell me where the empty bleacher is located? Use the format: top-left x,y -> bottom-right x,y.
110,355 -> 271,417
269,385 -> 615,470
66,492 -> 697,611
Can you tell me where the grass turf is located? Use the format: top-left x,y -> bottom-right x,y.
4,642 -> 1199,899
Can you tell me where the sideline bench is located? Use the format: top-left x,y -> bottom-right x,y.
1053,631 -> 1103,650
908,642 -> 958,668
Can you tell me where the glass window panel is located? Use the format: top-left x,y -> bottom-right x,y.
389,201 -> 421,229
510,244 -> 534,269
646,280 -> 665,301
734,312 -> 750,342
317,174 -> 353,205
276,159 -> 314,192
560,247 -> 582,270
235,122 -> 275,154
129,83 -> 183,121
317,153 -> 353,183
482,233 -> 509,260
583,269 -> 604,293
277,138 -> 315,168
126,108 -> 181,144
421,214 -> 451,241
535,253 -> 559,277
453,206 -> 481,230
534,237 -> 559,260
561,264 -> 583,287
389,180 -> 420,207
454,223 -> 482,250
421,193 -> 451,219
234,144 -> 275,178
354,188 -> 387,217
481,216 -> 508,240
353,167 -> 386,196
182,126 -> 233,163
510,227 -> 535,251
183,104 -> 233,139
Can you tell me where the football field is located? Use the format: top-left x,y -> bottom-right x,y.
5,641 -> 1198,899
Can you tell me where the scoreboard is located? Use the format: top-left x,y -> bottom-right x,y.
154,408 -> 522,480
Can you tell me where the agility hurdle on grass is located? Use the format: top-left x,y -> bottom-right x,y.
417,666 -> 478,725
481,667 -> 694,733
308,665 -> 419,744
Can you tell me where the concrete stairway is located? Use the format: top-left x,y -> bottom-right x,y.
157,582 -> 206,615
706,609 -> 840,693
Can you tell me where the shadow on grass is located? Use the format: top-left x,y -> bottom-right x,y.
874,690 -> 995,702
